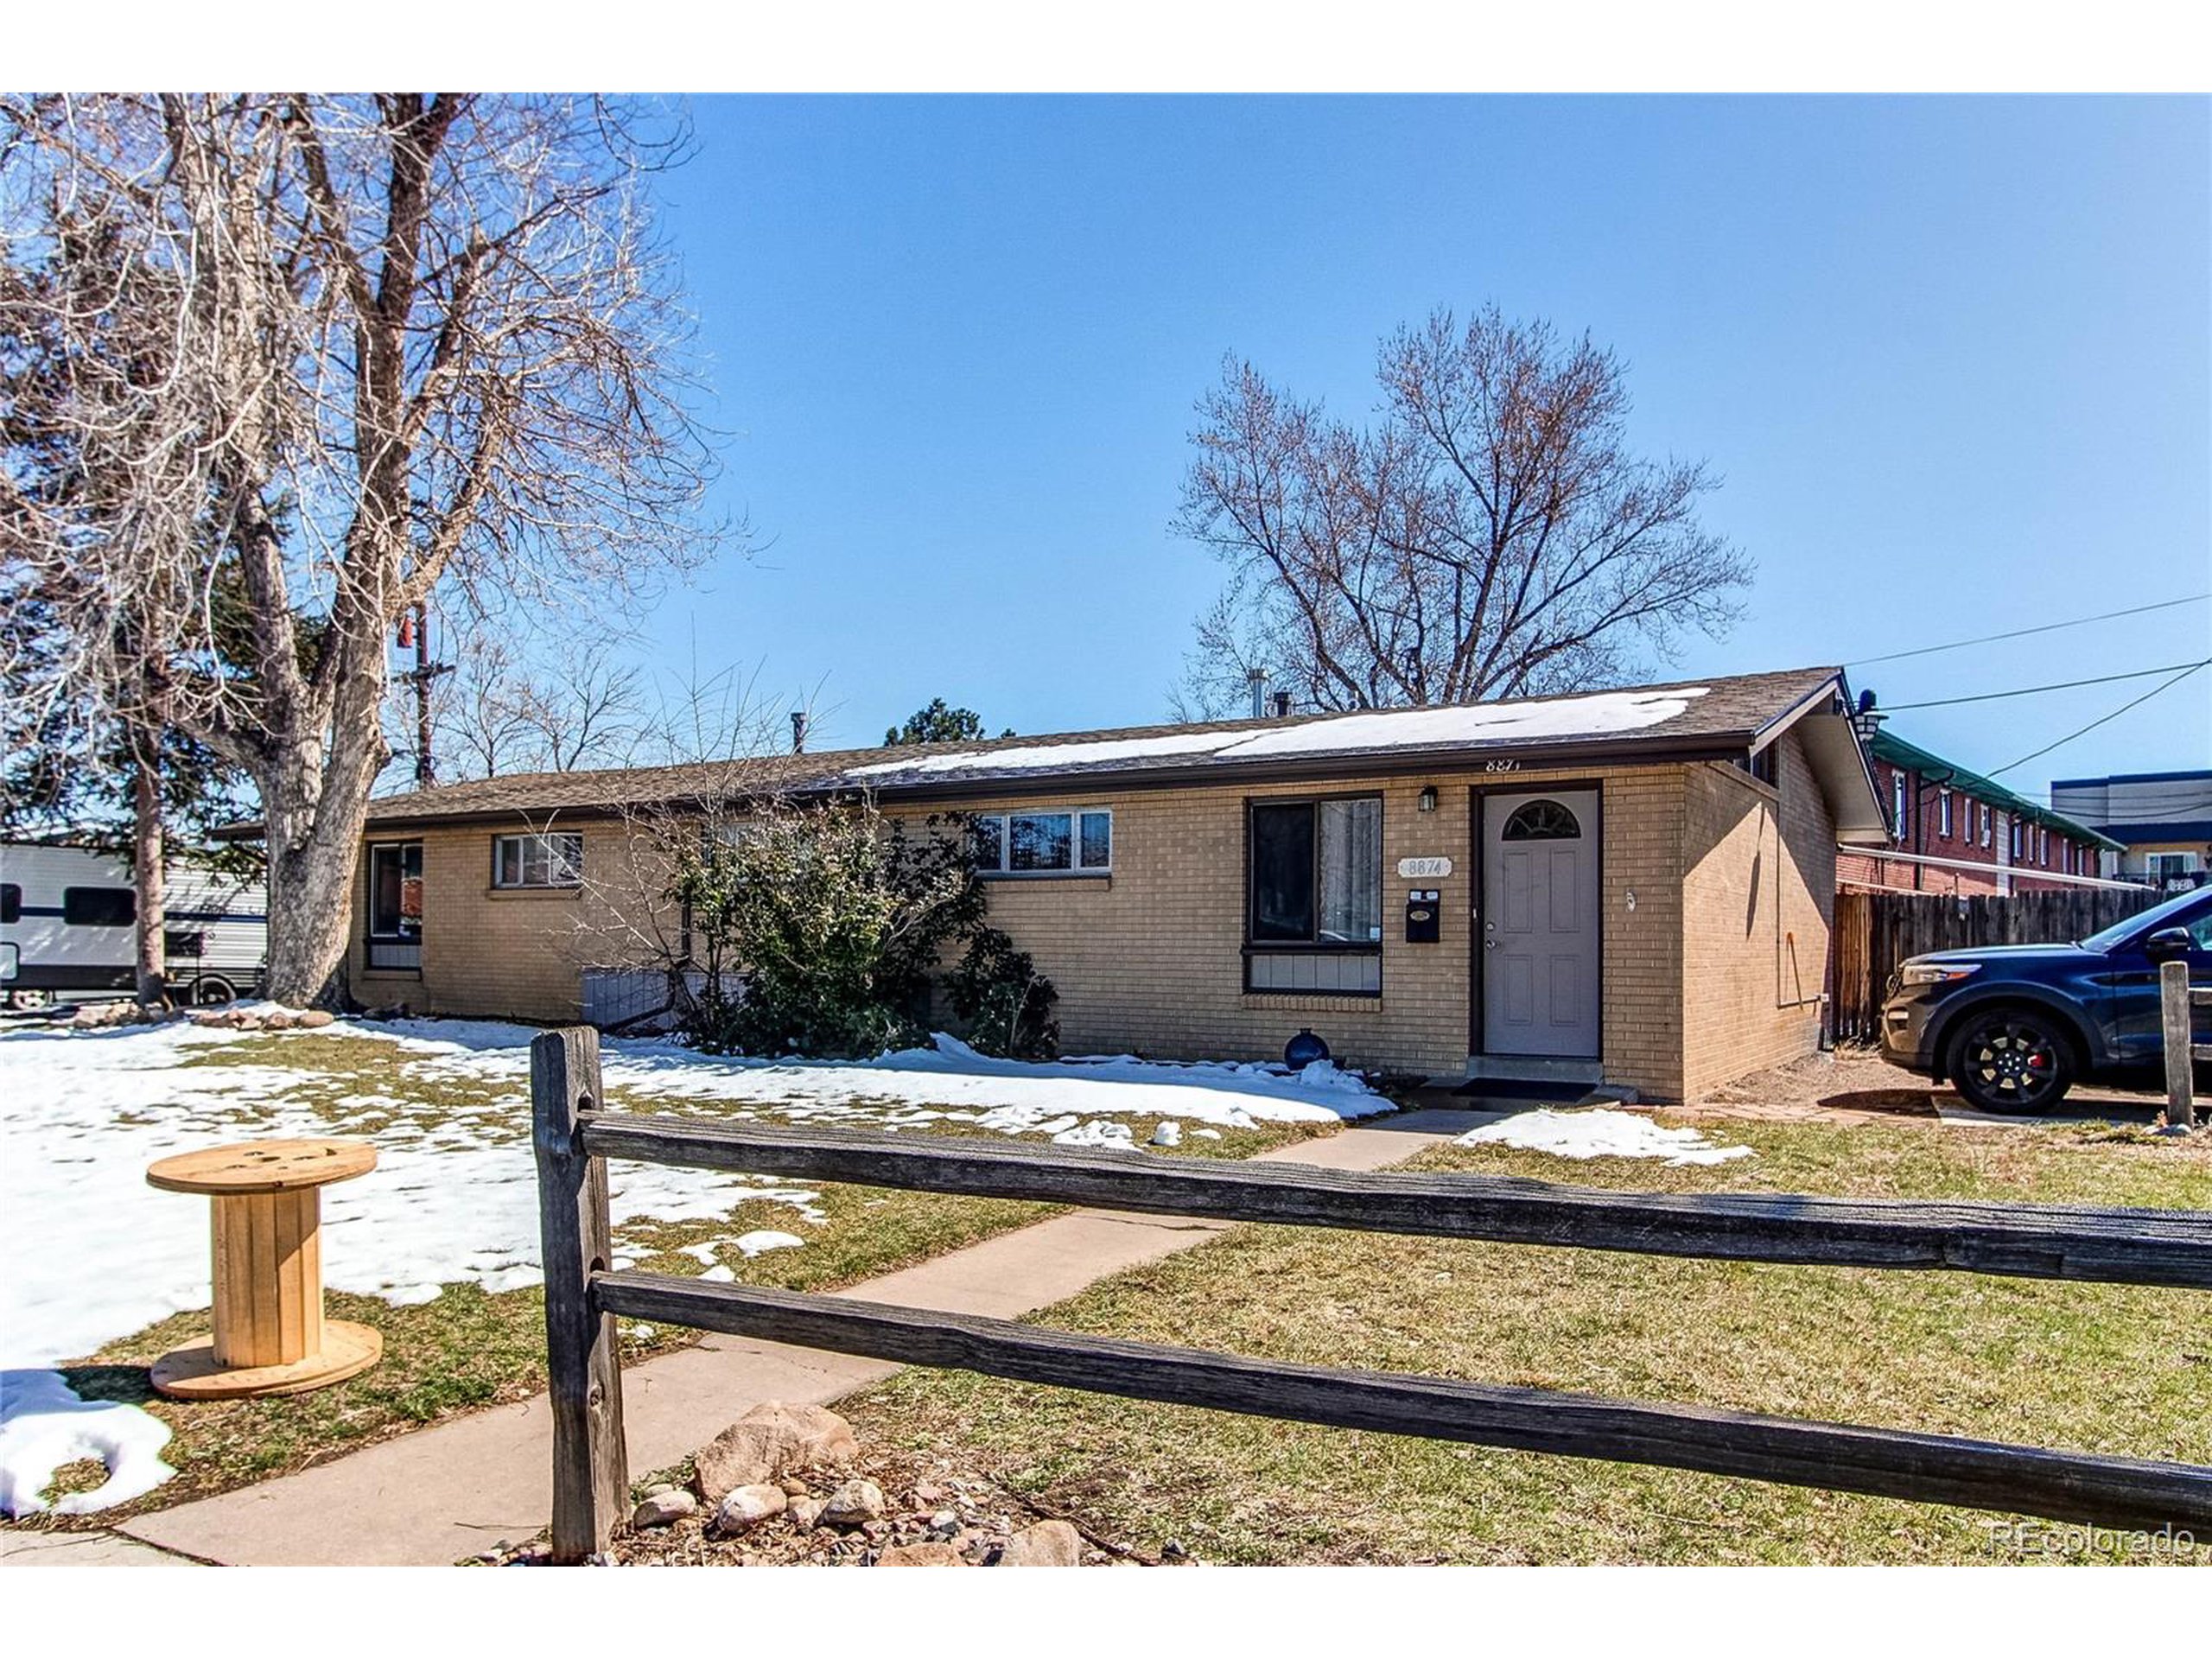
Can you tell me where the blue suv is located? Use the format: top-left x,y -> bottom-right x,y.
1880,886 -> 2212,1113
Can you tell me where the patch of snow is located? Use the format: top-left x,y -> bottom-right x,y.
731,1230 -> 805,1257
845,688 -> 1708,782
1454,1109 -> 1752,1167
699,1264 -> 736,1283
0,1370 -> 176,1516
1052,1119 -> 1136,1150
0,1017 -> 1384,1366
1149,1121 -> 1181,1147
1192,1128 -> 1223,1141
849,729 -> 1232,779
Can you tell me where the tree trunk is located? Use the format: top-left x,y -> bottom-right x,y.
256,635 -> 392,1008
132,750 -> 168,1008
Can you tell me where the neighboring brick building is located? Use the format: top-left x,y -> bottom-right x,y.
1837,728 -> 2119,897
2050,769 -> 2212,893
271,667 -> 1887,1103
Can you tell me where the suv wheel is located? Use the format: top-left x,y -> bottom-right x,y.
1944,1006 -> 2076,1114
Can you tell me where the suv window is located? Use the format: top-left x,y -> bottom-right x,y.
2082,889 -> 2212,954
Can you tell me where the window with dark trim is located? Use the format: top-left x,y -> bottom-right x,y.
973,810 -> 1111,876
0,883 -> 18,925
369,842 -> 424,938
1245,796 -> 1382,995
62,886 -> 136,926
494,832 -> 583,889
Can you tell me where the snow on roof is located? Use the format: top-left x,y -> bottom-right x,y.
849,686 -> 1711,781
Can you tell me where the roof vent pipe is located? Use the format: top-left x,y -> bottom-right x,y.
791,711 -> 808,753
1248,668 -> 1267,721
1271,690 -> 1292,719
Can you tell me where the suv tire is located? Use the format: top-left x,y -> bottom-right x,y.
1944,1005 -> 2078,1115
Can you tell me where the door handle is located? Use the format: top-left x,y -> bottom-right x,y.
1484,938 -> 1497,950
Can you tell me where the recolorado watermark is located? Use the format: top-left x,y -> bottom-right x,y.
1980,1520 -> 2200,1560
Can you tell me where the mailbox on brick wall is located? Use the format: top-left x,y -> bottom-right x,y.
1405,889 -> 1441,944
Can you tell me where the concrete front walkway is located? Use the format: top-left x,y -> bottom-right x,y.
114,1109 -> 1484,1567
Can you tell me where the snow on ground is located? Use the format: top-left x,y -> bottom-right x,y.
0,1018 -> 1384,1371
1455,1108 -> 1752,1167
0,1370 -> 176,1517
848,687 -> 1707,782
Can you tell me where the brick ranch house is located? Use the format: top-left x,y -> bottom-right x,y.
299,666 -> 1886,1103
1836,729 -> 2121,897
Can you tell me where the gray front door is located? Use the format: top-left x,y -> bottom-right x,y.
1479,789 -> 1600,1059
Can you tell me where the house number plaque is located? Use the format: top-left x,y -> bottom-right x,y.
1397,856 -> 1453,879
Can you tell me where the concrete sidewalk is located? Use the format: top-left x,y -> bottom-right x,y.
114,1109 -> 1484,1567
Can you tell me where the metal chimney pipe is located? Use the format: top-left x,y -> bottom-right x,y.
790,711 -> 808,753
1247,668 -> 1267,721
1271,690 -> 1291,719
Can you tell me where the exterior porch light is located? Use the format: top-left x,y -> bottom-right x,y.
1850,689 -> 1886,744
1417,786 -> 1438,812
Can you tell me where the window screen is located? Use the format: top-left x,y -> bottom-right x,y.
494,833 -> 583,888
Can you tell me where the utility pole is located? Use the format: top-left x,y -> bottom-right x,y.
397,602 -> 453,788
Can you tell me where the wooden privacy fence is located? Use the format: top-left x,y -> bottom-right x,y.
1830,887 -> 2164,1044
531,1027 -> 2212,1563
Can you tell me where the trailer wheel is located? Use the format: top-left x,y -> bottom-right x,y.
191,976 -> 239,1007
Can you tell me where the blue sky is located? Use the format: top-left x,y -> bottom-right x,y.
638,95 -> 2210,798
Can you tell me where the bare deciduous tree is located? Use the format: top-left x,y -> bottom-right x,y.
3,93 -> 721,1004
1172,306 -> 1751,718
410,630 -> 654,782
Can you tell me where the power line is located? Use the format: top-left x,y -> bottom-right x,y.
1986,660 -> 2211,779
1880,659 -> 2211,711
1847,593 -> 2210,668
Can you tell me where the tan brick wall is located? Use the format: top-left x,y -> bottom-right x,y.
1678,732 -> 1837,1099
346,820 -> 677,1022
345,760 -> 1715,1098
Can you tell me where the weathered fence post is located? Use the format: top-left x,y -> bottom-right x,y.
2162,961 -> 2196,1131
533,1027 -> 629,1562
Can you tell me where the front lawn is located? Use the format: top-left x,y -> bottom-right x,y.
1,1016 -> 1355,1522
836,1114 -> 2212,1565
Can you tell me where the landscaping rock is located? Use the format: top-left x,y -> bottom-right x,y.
877,1541 -> 967,1567
297,1008 -> 335,1028
695,1402 -> 859,1503
820,1478 -> 886,1527
788,1495 -> 827,1529
712,1484 -> 789,1532
632,1489 -> 697,1529
997,1519 -> 1084,1566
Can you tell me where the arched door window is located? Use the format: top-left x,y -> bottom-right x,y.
1500,798 -> 1582,841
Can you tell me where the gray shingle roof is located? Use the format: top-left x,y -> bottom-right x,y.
334,666 -> 1850,832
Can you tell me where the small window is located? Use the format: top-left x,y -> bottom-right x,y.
1938,790 -> 1953,840
494,832 -> 583,889
1891,773 -> 1907,836
165,929 -> 207,959
0,883 -> 18,925
1980,804 -> 1992,848
974,810 -> 1111,875
370,842 -> 425,935
1501,798 -> 1583,841
63,886 -> 137,926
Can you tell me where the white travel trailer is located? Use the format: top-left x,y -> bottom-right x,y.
0,842 -> 267,1005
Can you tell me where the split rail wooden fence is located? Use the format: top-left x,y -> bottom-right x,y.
533,1027 -> 2212,1564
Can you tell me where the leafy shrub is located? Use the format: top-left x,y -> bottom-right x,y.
663,800 -> 1056,1060
944,926 -> 1060,1061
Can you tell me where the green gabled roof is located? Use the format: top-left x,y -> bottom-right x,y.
1869,729 -> 2123,851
